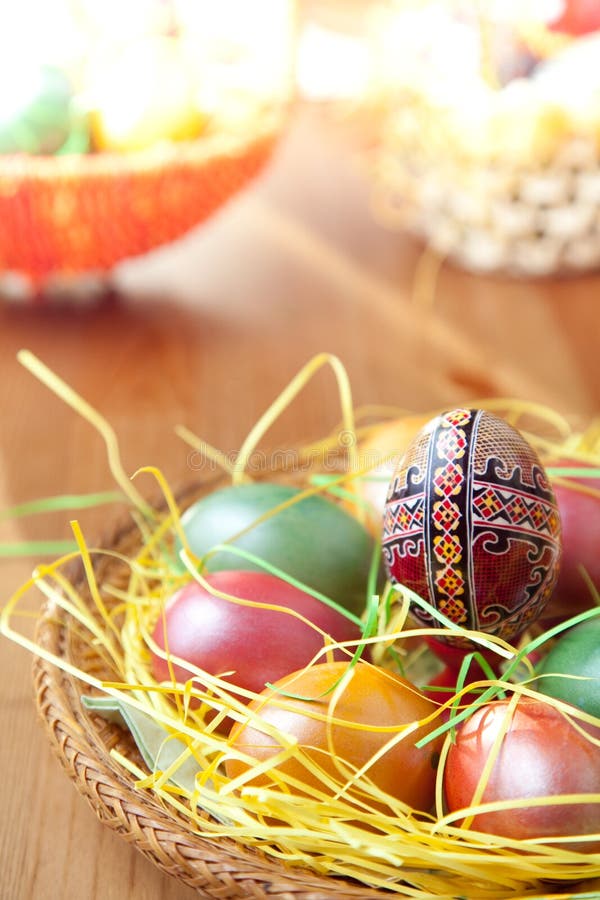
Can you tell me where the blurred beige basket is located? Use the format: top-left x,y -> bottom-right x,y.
368,11 -> 600,277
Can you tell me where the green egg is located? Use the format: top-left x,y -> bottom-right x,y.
176,482 -> 375,617
0,64 -> 89,156
536,616 -> 600,717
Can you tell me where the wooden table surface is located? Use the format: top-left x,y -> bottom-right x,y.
0,105 -> 598,900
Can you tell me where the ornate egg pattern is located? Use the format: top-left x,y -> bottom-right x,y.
382,408 -> 562,644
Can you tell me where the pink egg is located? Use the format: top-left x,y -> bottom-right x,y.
540,456 -> 600,626
151,571 -> 364,695
382,408 -> 562,645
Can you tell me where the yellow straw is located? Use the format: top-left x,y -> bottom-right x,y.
231,353 -> 359,489
17,349 -> 149,513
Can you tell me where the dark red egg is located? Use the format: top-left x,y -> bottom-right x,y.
444,697 -> 600,846
540,456 -> 600,626
150,570 -> 365,697
419,664 -> 482,713
424,636 -> 503,676
382,409 -> 562,646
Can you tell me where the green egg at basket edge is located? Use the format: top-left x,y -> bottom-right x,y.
536,616 -> 600,718
175,482 -> 376,617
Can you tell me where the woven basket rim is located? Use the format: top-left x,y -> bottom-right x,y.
0,108 -> 285,183
31,475 -> 386,900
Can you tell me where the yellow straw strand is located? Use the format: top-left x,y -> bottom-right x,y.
411,244 -> 445,311
174,425 -> 236,476
17,349 -> 150,514
232,353 -> 359,491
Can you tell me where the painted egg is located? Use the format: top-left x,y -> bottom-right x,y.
178,482 -> 375,616
382,408 -> 562,645
443,697 -> 600,847
89,37 -> 206,153
0,63 -> 89,156
226,661 -> 443,812
548,0 -> 600,36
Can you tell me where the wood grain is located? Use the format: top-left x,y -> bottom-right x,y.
0,104 -> 598,900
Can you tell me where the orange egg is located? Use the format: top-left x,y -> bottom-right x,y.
226,661 -> 443,812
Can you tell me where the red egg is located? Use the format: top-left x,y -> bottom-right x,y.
382,409 -> 562,646
419,664 -> 481,714
150,571 -> 364,697
444,697 -> 600,846
541,457 -> 600,625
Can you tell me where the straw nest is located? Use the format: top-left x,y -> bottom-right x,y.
3,352 -> 600,899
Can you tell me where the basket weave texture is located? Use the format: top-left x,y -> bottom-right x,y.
377,131 -> 600,278
368,5 -> 600,282
32,482 -> 385,900
1,124 -> 279,284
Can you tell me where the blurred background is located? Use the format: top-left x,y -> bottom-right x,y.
5,0 -> 600,291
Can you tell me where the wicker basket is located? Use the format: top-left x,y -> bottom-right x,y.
367,9 -> 600,278
0,116 -> 281,291
374,123 -> 600,278
29,477 -> 600,900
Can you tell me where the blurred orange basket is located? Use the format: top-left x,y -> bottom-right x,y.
0,115 -> 283,287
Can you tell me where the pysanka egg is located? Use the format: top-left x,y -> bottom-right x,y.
382,408 -> 562,645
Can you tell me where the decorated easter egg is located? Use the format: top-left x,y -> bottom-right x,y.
382,409 -> 562,645
178,482 -> 375,616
